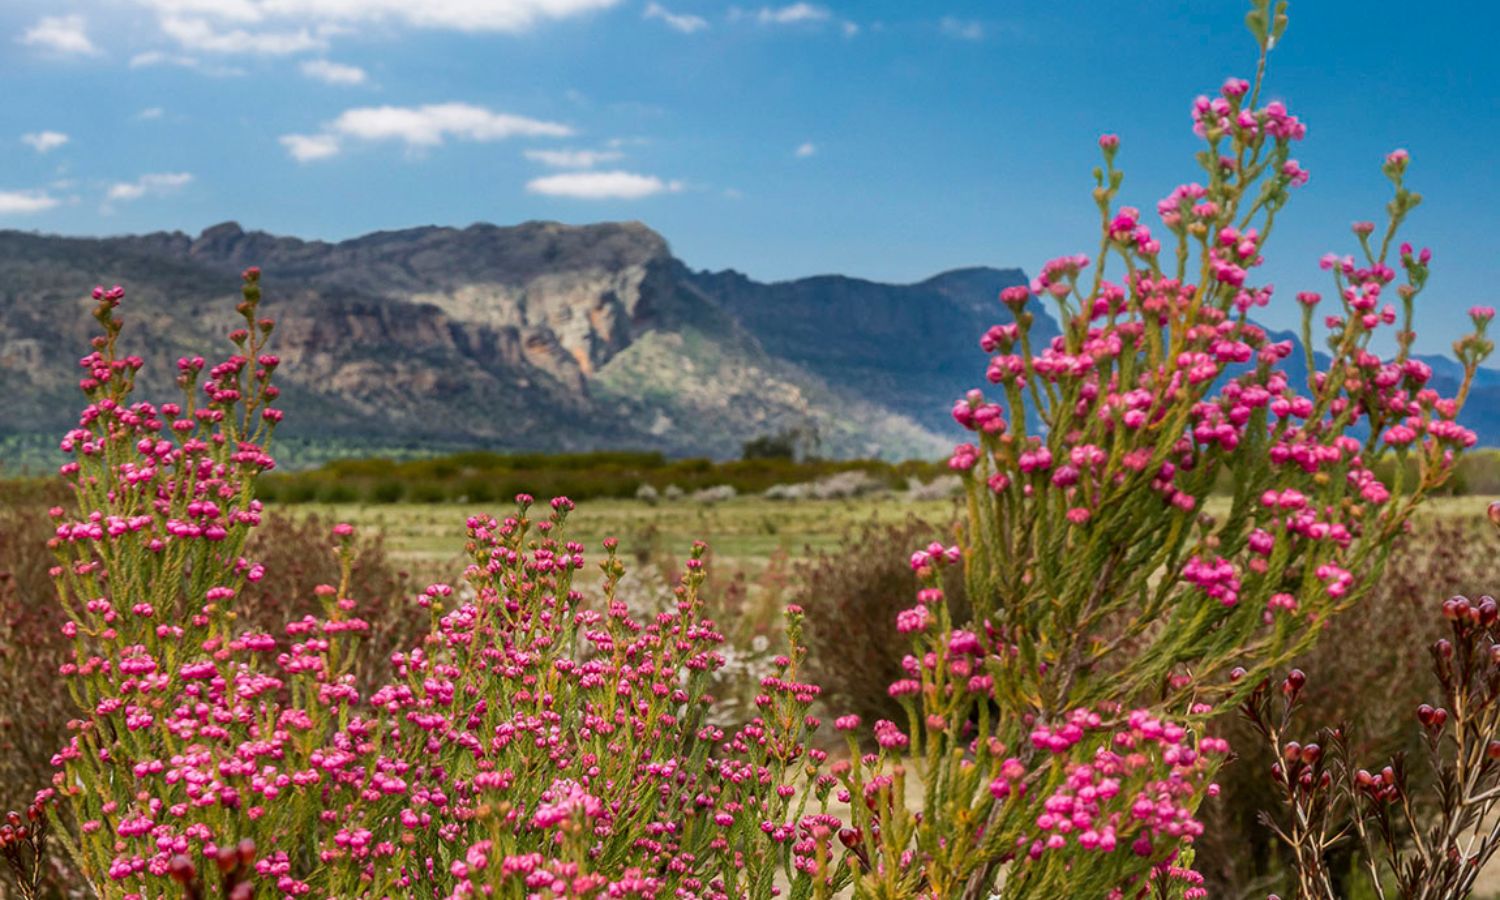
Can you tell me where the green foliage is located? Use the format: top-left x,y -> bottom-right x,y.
742,426 -> 823,461
250,449 -> 947,506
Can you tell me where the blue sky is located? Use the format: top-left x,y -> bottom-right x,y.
1,0 -> 1495,355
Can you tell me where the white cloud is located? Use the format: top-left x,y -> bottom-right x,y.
105,172 -> 194,203
280,133 -> 342,162
137,107 -> 166,120
129,50 -> 248,75
22,131 -> 70,154
132,0 -> 621,33
331,102 -> 571,146
0,190 -> 59,215
139,0 -> 264,21
524,147 -> 623,168
644,2 -> 707,33
20,15 -> 98,56
159,16 -> 326,54
794,141 -> 816,158
301,58 -> 367,84
526,170 -> 682,199
939,16 -> 983,40
755,3 -> 828,24
280,102 -> 573,161
840,19 -> 858,36
131,50 -> 179,66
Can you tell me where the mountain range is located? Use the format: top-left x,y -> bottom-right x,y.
0,220 -> 1493,470
0,221 -> 1034,467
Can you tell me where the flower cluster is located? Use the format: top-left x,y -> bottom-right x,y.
0,799 -> 49,900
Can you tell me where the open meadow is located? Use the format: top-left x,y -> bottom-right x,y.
281,494 -> 957,575
281,491 -> 1496,576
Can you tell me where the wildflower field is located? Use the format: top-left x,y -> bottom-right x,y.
3,2 -> 1500,898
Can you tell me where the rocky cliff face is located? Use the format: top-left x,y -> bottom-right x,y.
0,221 -> 1037,466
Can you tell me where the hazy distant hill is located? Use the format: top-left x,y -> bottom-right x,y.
0,221 -> 1035,466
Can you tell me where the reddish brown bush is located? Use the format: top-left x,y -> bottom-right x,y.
0,499 -> 70,816
1196,512 -> 1497,897
795,514 -> 967,732
238,511 -> 416,687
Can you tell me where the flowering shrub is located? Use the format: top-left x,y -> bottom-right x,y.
1247,504 -> 1500,898
0,500 -> 412,880
26,274 -> 856,899
831,2 -> 1492,897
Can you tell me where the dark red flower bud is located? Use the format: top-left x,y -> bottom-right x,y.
168,855 -> 197,884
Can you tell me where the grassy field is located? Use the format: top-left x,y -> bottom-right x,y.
281,494 -> 964,574
281,494 -> 1497,564
277,493 -> 1498,580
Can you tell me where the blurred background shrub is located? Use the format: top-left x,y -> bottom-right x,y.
794,515 -> 969,733
1194,509 -> 1498,898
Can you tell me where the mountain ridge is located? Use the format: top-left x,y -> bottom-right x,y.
1,220 -> 1494,470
